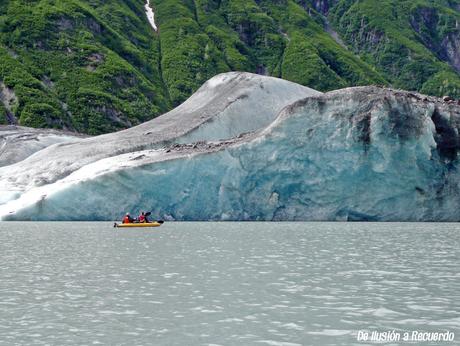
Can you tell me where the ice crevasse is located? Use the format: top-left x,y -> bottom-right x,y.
1,72 -> 460,221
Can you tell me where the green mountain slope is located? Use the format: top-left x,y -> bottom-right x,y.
0,0 -> 170,134
156,0 -> 387,105
1,0 -> 460,134
325,0 -> 460,97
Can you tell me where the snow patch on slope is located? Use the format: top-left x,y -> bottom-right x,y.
145,0 -> 157,31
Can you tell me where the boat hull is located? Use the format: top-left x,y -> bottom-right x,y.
115,222 -> 162,228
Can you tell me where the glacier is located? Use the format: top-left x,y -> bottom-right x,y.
1,72 -> 460,221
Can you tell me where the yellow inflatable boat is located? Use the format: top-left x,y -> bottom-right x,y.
114,221 -> 163,228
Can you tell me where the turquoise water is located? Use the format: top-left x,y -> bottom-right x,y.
0,222 -> 459,345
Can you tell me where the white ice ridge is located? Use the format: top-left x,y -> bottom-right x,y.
145,0 -> 157,31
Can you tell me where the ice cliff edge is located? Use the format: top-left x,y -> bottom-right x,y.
1,73 -> 460,221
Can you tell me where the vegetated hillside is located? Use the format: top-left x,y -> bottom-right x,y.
325,0 -> 460,97
155,0 -> 387,105
1,0 -> 460,134
0,0 -> 170,134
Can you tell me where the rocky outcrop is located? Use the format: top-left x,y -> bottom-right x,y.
339,16 -> 386,49
441,33 -> 460,73
0,82 -> 18,124
307,0 -> 338,15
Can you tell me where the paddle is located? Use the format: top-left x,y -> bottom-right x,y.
145,211 -> 164,224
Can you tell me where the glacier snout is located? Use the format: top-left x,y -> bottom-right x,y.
3,86 -> 460,221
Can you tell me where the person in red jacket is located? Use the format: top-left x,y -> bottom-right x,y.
122,213 -> 134,224
138,211 -> 146,223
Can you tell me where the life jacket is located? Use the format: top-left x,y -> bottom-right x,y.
123,216 -> 131,224
139,215 -> 146,223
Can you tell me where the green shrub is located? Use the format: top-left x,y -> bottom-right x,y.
19,103 -> 59,128
282,35 -> 347,90
421,70 -> 460,98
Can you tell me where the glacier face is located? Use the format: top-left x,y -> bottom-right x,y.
2,83 -> 460,221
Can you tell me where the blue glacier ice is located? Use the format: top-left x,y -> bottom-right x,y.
1,74 -> 460,221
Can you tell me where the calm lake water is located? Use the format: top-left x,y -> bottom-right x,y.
0,222 -> 459,346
